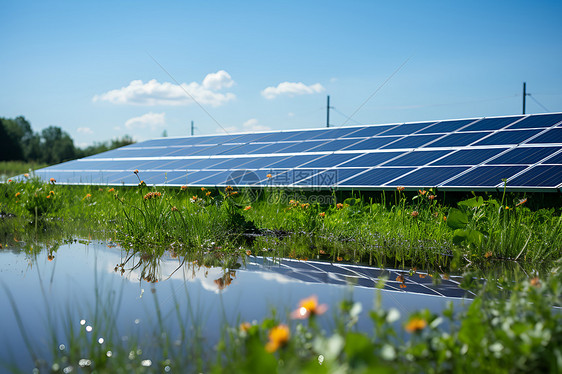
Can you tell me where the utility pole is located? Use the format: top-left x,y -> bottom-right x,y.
191,120 -> 194,136
522,82 -> 530,115
326,95 -> 332,128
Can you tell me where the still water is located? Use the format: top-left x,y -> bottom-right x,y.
0,241 -> 471,371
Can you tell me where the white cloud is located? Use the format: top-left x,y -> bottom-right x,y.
202,70 -> 234,90
93,70 -> 235,107
243,118 -> 270,131
77,127 -> 93,134
261,81 -> 325,99
125,112 -> 166,131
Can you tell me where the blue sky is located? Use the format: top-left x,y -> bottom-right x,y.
2,0 -> 561,147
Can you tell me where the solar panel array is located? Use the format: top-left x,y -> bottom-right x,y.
31,112 -> 562,192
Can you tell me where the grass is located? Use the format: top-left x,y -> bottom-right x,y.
0,161 -> 47,181
1,175 -> 562,272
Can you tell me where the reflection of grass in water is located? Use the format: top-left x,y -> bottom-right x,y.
3,260 -> 562,373
1,177 -> 562,272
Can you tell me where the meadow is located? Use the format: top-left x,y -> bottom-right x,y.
1,173 -> 562,373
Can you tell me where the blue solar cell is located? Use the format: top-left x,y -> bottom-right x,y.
194,134 -> 240,145
207,157 -> 261,169
183,158 -> 233,170
300,153 -> 363,168
340,125 -> 396,138
189,144 -> 244,156
473,129 -> 542,146
388,166 -> 469,186
417,119 -> 476,134
384,150 -> 451,166
508,165 -> 562,187
276,140 -> 327,153
344,136 -> 401,151
267,155 -> 323,168
267,130 -> 327,142
381,134 -> 442,149
340,167 -> 415,186
507,113 -> 562,129
339,152 -> 404,167
542,151 -> 562,164
170,170 -> 227,185
217,143 -> 271,155
307,139 -> 363,152
147,158 -> 205,170
308,127 -> 365,140
486,147 -> 561,165
425,132 -> 490,148
443,166 -> 527,187
528,128 -> 562,144
379,122 -> 437,136
127,137 -> 205,148
165,146 -> 212,157
462,116 -> 522,131
245,142 -> 298,154
431,148 -> 508,166
294,168 -> 365,186
237,156 -> 289,169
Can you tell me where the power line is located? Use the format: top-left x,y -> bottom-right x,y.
341,55 -> 412,126
529,95 -> 550,112
146,52 -> 230,135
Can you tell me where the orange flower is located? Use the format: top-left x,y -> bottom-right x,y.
484,251 -> 493,258
201,187 -> 206,191
319,212 -> 325,217
419,273 -> 426,279
336,256 -> 343,261
336,203 -> 344,209
428,195 -> 436,200
411,211 -> 419,217
7,179 -> 13,183
225,186 -> 233,192
265,324 -> 290,353
405,317 -> 427,333
144,192 -> 162,200
206,191 -> 211,196
47,254 -> 54,261
134,169 -> 139,174
418,189 -> 426,195
181,185 -> 188,191
244,206 -> 252,211
15,192 -> 21,198
245,250 -> 252,256
239,322 -> 252,333
24,173 -> 29,178
50,191 -> 55,195
396,186 -> 405,192
46,195 -> 51,199
50,178 -> 56,183
516,198 -> 527,207
266,173 -> 272,178
108,188 -> 115,192
291,295 -> 328,319
300,203 -> 309,209
138,180 -> 146,186
229,191 -> 239,196
530,277 -> 541,287
443,216 -> 447,222
171,206 -> 179,212
399,284 -> 407,288
396,275 -> 405,283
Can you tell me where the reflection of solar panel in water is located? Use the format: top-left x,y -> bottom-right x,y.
246,257 -> 475,299
27,112 -> 562,192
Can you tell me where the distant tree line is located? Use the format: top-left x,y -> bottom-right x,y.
0,116 -> 134,165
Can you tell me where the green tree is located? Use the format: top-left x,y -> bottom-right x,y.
41,126 -> 76,164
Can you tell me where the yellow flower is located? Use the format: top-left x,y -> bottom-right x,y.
291,295 -> 328,319
265,324 -> 290,353
49,191 -> 55,195
244,206 -> 252,211
405,317 -> 427,333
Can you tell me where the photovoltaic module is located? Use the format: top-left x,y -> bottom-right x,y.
28,112 -> 562,192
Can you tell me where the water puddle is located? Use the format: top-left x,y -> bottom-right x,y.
0,241 -> 472,371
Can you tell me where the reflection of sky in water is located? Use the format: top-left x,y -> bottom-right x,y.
0,242 -> 470,371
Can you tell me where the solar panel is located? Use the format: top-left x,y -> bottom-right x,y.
27,112 -> 562,191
